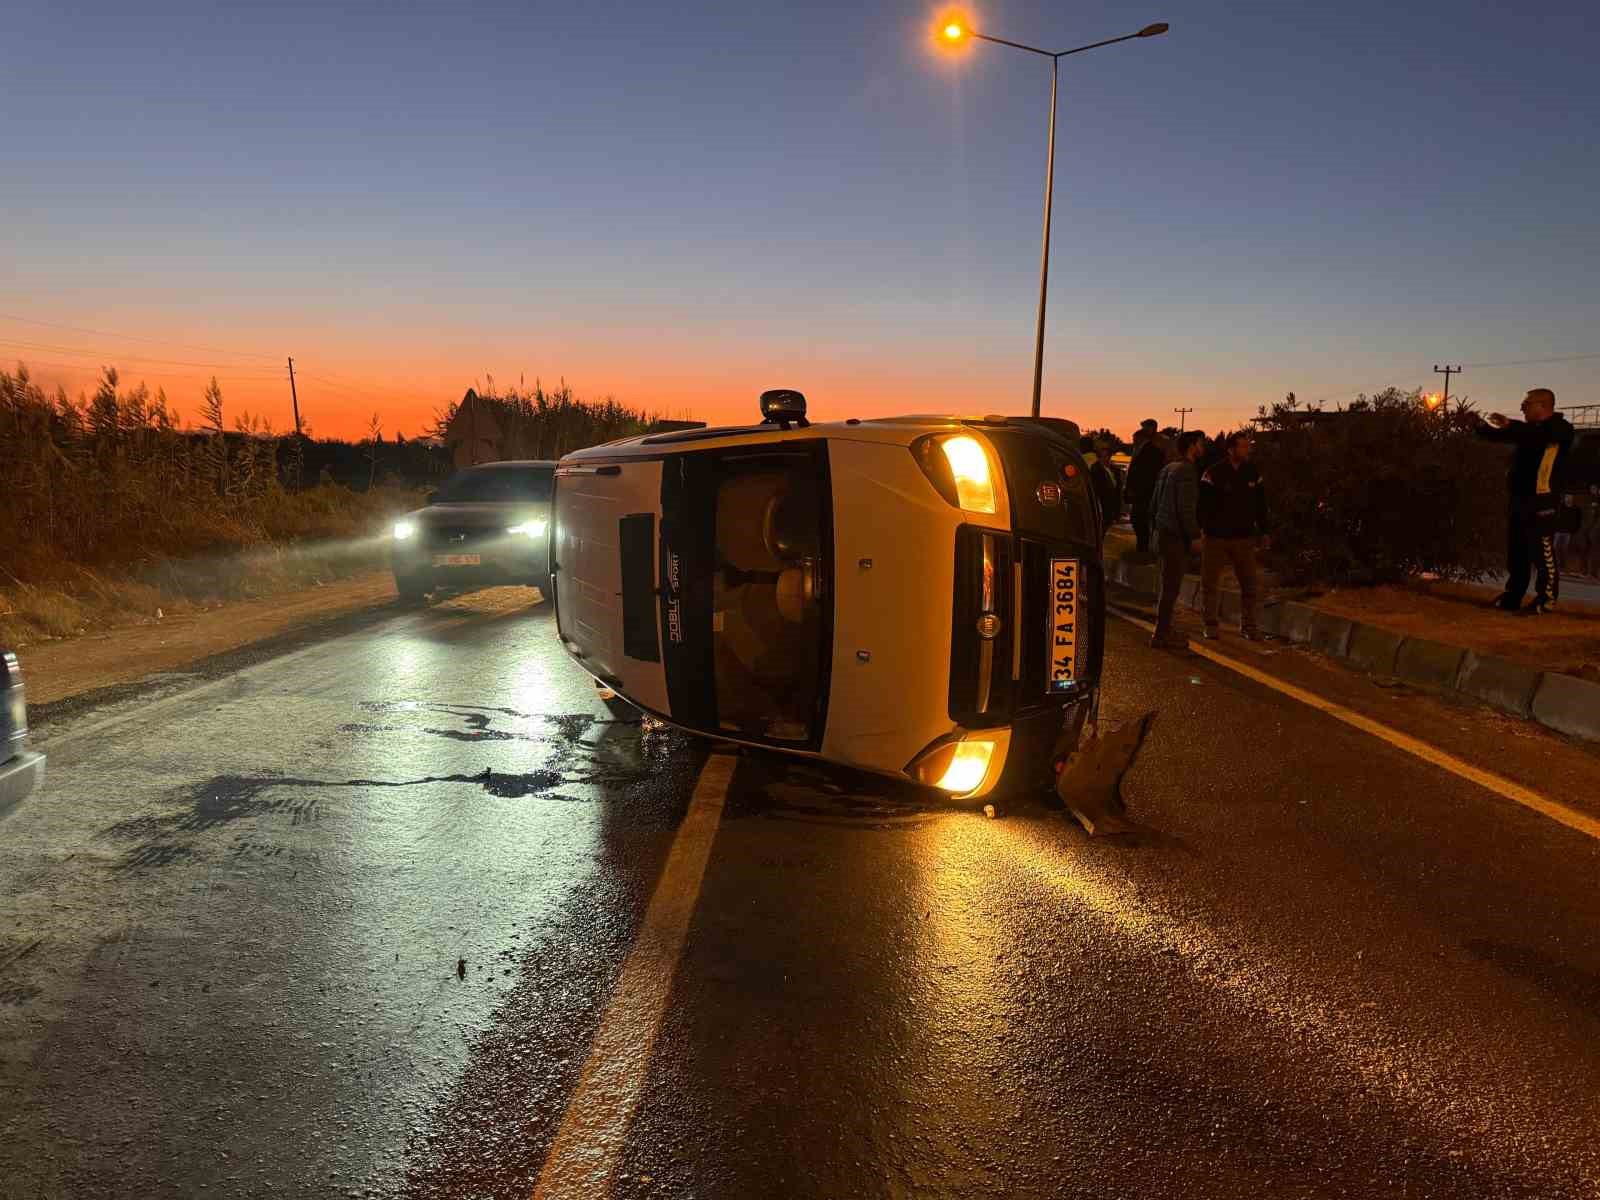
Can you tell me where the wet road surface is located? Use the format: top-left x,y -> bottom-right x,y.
3,588 -> 1600,1198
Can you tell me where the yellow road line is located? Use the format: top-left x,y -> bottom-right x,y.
532,751 -> 736,1199
1112,610 -> 1600,842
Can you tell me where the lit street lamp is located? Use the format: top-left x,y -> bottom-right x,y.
939,16 -> 1169,417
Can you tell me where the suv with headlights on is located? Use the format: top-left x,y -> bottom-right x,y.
390,460 -> 556,602
548,391 -> 1106,802
1,651 -> 45,814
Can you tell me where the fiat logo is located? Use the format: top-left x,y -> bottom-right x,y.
1035,482 -> 1062,506
976,613 -> 1002,640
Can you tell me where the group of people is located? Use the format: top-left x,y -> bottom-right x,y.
1121,420 -> 1270,650
1111,386 -> 1579,654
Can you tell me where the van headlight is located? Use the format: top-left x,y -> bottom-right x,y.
392,520 -> 416,540
507,519 -> 548,539
912,434 -> 998,515
907,738 -> 996,798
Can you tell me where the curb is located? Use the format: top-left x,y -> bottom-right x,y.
1104,553 -> 1600,745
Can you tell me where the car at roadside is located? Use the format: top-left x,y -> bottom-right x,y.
548,390 -> 1106,802
1,651 -> 46,814
390,460 -> 556,602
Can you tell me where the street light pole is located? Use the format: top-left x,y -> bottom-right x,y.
940,20 -> 1169,417
1031,58 -> 1058,419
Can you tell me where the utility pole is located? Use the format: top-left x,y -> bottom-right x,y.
287,357 -> 303,436
1432,363 -> 1461,412
1173,406 -> 1194,432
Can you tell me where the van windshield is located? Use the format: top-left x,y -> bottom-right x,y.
658,443 -> 831,747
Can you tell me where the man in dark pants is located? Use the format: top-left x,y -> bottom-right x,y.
1475,388 -> 1574,614
1080,435 -> 1122,542
1150,431 -> 1206,649
1126,418 -> 1167,553
1198,431 -> 1269,639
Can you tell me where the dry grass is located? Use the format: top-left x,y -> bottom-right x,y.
0,364 -> 421,647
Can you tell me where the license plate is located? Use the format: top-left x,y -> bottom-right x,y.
1047,557 -> 1079,691
433,553 -> 481,567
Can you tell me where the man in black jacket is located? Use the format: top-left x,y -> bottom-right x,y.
1080,435 -> 1122,541
1197,431 -> 1268,639
1475,388 -> 1575,614
1126,419 -> 1167,553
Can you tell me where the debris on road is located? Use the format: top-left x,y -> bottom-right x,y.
456,957 -> 466,980
1055,710 -> 1158,836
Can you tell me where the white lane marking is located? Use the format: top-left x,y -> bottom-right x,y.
1112,609 -> 1600,842
532,751 -> 735,1199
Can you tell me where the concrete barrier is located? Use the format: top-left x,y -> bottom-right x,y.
1455,651 -> 1542,716
1307,611 -> 1355,658
1395,637 -> 1468,692
1345,625 -> 1405,677
1530,673 -> 1600,742
1258,600 -> 1290,637
1275,601 -> 1319,644
1103,562 -> 1598,745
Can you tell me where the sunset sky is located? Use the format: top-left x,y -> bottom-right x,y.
6,0 -> 1597,440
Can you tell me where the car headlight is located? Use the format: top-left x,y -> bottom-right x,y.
392,520 -> 416,540
907,738 -> 996,798
507,519 -> 548,539
912,434 -> 998,515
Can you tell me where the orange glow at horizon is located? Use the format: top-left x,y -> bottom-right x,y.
14,350 -> 1233,445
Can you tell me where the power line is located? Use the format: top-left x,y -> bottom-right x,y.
295,370 -> 432,405
2,356 -> 280,381
0,336 -> 286,371
0,312 -> 280,361
1458,352 -> 1600,369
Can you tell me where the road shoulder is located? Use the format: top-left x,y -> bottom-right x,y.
20,572 -> 399,708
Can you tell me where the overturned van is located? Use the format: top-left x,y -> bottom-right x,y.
548,391 -> 1106,801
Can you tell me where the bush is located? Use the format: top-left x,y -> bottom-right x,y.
1252,389 -> 1507,586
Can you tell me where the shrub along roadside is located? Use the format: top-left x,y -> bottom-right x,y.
1249,389 -> 1508,586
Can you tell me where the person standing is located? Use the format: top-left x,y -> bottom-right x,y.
1197,431 -> 1269,640
1475,388 -> 1575,614
1150,431 -> 1206,649
1126,419 -> 1166,553
1080,435 -> 1122,541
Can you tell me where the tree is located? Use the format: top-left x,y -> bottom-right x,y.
365,412 -> 383,490
199,377 -> 228,497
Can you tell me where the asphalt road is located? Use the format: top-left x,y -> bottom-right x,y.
3,588 -> 1600,1199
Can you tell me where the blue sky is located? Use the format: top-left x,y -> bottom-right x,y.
4,0 -> 1595,436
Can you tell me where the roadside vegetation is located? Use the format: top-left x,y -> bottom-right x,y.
0,363 -> 655,647
1248,389 -> 1507,586
429,379 -> 663,458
